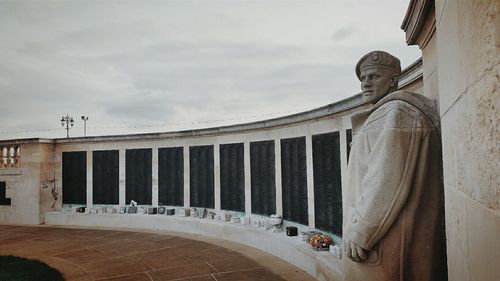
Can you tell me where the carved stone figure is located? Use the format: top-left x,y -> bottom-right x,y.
343,51 -> 447,281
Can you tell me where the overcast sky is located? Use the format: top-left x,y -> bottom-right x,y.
0,0 -> 420,140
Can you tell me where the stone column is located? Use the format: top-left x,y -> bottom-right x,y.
183,145 -> 190,207
274,138 -> 282,216
244,141 -> 251,215
305,134 -> 315,229
434,2 -> 499,280
214,143 -> 221,211
152,147 -> 158,207
86,150 -> 92,206
119,149 -> 126,206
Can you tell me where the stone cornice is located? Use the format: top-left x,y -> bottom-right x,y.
0,138 -> 54,145
401,0 -> 435,48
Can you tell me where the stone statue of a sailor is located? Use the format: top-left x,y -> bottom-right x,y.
343,50 -> 448,281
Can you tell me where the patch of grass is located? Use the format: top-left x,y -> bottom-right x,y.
0,255 -> 64,281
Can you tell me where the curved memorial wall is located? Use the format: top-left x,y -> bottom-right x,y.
54,92 -> 367,237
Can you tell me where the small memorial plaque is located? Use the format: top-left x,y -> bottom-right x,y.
119,207 -> 126,214
76,207 -> 86,213
127,206 -> 138,214
147,207 -> 158,215
158,206 -> 166,214
166,208 -> 175,215
286,226 -> 298,236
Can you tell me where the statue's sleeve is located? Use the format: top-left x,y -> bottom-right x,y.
345,107 -> 429,251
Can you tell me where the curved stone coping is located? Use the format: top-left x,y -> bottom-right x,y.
44,211 -> 343,281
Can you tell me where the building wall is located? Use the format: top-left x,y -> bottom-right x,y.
0,141 -> 54,224
435,1 -> 499,280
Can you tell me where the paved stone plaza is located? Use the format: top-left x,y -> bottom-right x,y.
0,225 -> 314,281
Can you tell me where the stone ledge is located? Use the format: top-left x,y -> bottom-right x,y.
44,211 -> 343,281
0,168 -> 22,175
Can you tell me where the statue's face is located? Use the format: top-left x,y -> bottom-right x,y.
360,68 -> 398,104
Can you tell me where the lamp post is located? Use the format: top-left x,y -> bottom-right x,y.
81,115 -> 89,137
60,114 -> 74,138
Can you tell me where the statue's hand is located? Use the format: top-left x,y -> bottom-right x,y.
343,239 -> 368,262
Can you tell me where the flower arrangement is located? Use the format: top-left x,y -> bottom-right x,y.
308,233 -> 332,250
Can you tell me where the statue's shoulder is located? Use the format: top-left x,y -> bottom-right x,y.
365,91 -> 439,129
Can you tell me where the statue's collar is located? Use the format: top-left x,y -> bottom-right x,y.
350,91 -> 441,133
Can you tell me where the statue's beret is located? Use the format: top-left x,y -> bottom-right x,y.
355,50 -> 401,81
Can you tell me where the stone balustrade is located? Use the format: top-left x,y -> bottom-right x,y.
0,145 -> 20,168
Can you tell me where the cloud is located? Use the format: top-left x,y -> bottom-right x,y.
332,26 -> 356,42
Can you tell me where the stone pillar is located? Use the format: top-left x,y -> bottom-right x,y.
119,149 -> 126,206
183,145 -> 190,207
435,1 -> 500,280
86,150 -> 92,206
274,138 -> 282,216
214,143 -> 221,211
244,141 -> 251,215
403,1 -> 500,280
14,146 -> 20,167
151,147 -> 158,207
305,134 -> 315,229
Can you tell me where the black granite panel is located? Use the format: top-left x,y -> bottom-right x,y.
250,140 -> 276,216
281,137 -> 308,225
189,145 -> 214,208
92,150 -> 119,205
0,182 -> 11,205
312,132 -> 342,235
220,143 -> 245,212
125,148 -> 152,205
346,129 -> 353,163
62,151 -> 87,205
158,147 -> 184,206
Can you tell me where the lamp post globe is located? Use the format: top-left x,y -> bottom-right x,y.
60,114 -> 74,138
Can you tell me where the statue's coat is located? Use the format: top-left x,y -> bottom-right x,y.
343,90 -> 447,281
